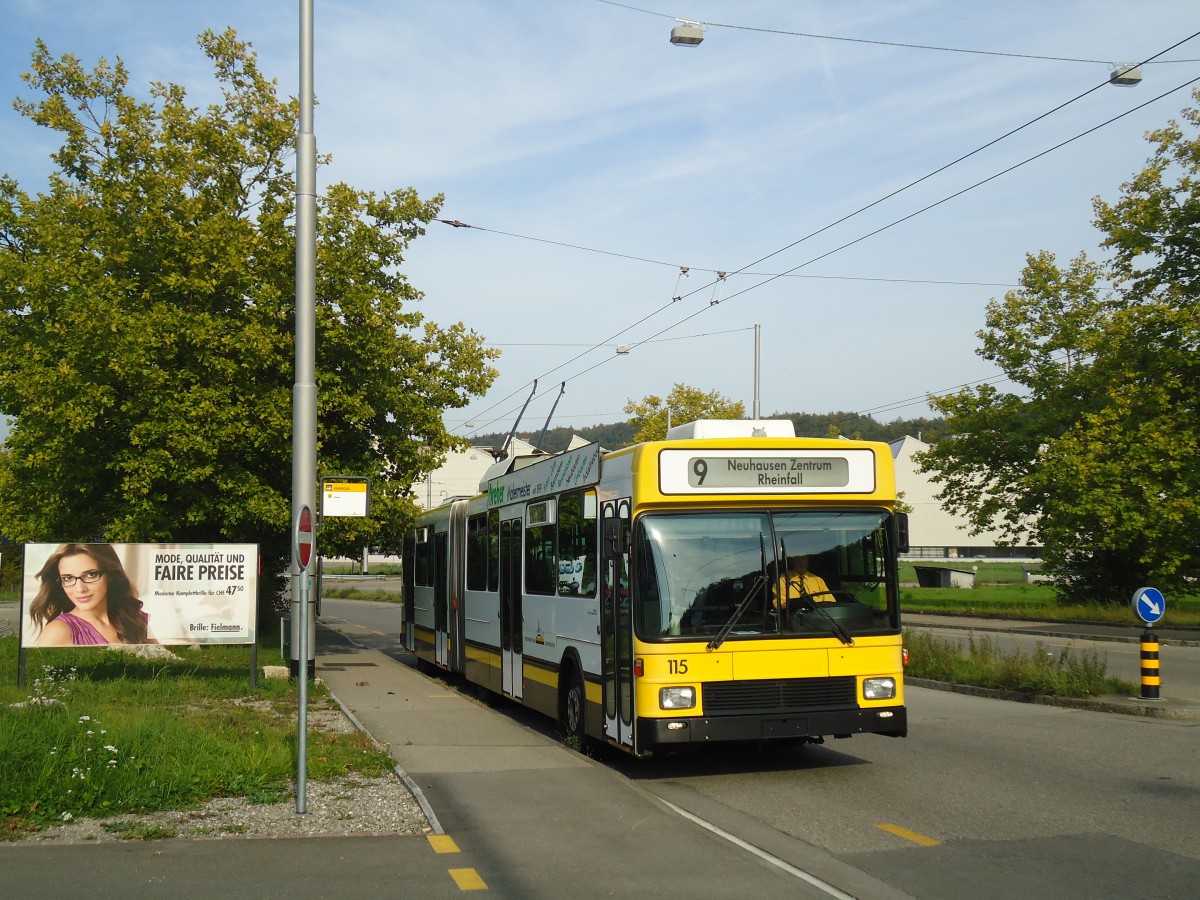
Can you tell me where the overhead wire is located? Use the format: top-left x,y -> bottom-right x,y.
454,32 -> 1200,439
516,68 -> 1200,426
852,345 -> 1083,420
666,32 -> 1200,307
595,1 -> 1200,65
600,66 -> 1200,393
435,219 -> 1019,288
486,325 -> 755,348
456,30 -> 1200,434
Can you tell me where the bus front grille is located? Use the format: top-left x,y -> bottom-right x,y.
702,677 -> 856,715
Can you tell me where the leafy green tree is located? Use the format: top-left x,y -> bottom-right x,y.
0,32 -> 497,601
918,88 -> 1200,605
624,383 -> 745,443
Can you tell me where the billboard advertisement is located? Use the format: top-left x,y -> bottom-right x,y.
21,543 -> 258,647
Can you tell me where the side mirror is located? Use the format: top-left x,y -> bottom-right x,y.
895,512 -> 910,555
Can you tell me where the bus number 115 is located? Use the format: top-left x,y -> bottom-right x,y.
668,659 -> 689,675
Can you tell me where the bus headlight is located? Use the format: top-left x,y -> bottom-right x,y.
863,677 -> 896,700
660,686 -> 696,710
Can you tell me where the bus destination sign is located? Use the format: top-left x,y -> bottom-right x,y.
658,448 -> 876,495
689,455 -> 849,488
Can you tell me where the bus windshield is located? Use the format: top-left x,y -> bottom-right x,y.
633,510 -> 900,642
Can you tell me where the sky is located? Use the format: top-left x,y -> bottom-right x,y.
3,1 -> 1199,442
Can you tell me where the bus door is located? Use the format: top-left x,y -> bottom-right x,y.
401,529 -> 415,651
447,501 -> 469,674
434,530 -> 450,667
601,499 -> 634,749
499,515 -> 524,699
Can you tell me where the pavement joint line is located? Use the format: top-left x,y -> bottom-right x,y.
656,796 -> 857,900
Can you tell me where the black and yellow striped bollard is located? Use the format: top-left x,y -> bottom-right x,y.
1140,630 -> 1160,701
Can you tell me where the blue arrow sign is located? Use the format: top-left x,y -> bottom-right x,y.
1132,587 -> 1166,625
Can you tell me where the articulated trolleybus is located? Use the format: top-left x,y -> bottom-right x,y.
403,419 -> 909,757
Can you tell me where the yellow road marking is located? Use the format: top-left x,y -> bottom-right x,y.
449,867 -> 488,891
877,823 -> 941,846
428,834 -> 460,854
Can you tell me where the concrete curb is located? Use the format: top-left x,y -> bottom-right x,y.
907,677 -> 1200,719
903,615 -> 1200,648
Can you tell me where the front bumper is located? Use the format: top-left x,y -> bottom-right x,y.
638,705 -> 907,748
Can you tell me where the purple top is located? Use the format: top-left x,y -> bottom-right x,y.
54,611 -> 150,645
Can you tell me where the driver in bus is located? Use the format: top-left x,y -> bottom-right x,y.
775,555 -> 834,611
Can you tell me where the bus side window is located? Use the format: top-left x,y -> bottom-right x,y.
487,509 -> 500,592
466,513 -> 488,591
525,499 -> 557,595
557,490 -> 598,597
414,527 -> 432,587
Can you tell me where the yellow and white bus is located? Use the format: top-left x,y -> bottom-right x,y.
402,419 -> 909,757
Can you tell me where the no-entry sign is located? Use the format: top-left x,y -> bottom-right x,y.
295,505 -> 314,570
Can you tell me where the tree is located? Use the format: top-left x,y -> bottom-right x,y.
624,384 -> 745,443
0,32 -> 498,602
783,411 -> 946,443
918,88 -> 1200,605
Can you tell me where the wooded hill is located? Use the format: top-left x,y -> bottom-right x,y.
470,411 -> 946,455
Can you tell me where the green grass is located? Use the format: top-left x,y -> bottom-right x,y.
900,561 -> 1037,585
320,563 -> 402,577
898,562 -> 1200,628
0,637 -> 394,840
320,586 -> 401,602
904,629 -> 1137,698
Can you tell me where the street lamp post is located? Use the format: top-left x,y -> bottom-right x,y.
293,0 -> 318,814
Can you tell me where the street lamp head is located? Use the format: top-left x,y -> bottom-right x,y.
670,20 -> 704,47
1109,64 -> 1141,86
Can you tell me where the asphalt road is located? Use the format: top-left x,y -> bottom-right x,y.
325,597 -> 1200,899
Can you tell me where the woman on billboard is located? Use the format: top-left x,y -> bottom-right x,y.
28,543 -> 153,646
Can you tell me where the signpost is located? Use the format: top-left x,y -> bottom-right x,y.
297,505 -> 314,570
321,476 -> 370,518
1132,587 -> 1165,701
1132,586 -> 1165,626
294,504 -> 314,812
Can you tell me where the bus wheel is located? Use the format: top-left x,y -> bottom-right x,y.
561,669 -> 587,751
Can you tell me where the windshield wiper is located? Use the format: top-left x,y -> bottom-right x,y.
793,591 -> 854,646
707,534 -> 767,652
778,536 -> 853,646
706,575 -> 764,651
